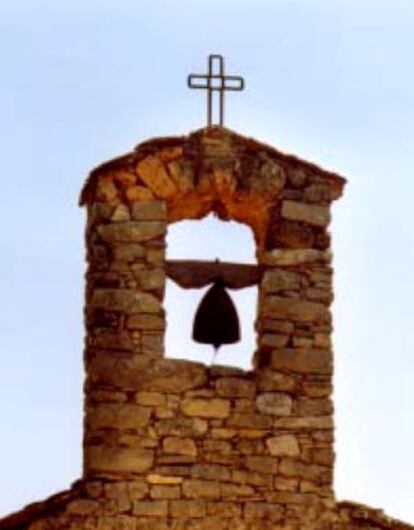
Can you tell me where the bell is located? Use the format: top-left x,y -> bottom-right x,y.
192,280 -> 240,350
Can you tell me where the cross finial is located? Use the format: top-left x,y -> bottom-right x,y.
188,55 -> 245,127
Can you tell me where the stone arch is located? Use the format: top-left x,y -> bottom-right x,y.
81,127 -> 344,366
81,127 -> 291,249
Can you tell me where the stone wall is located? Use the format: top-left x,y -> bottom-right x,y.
80,361 -> 336,528
1,127 -> 411,529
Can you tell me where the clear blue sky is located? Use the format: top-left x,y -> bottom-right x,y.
1,0 -> 413,523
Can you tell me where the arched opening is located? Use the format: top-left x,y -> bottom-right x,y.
165,214 -> 257,370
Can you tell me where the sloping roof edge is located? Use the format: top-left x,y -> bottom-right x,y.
0,488 -> 77,530
338,500 -> 414,530
79,127 -> 346,206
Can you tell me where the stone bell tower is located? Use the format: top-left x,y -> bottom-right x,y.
1,58 -> 413,530
76,125 -> 345,529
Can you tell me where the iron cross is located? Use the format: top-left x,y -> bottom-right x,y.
188,55 -> 245,127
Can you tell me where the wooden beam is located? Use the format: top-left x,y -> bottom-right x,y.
166,259 -> 260,290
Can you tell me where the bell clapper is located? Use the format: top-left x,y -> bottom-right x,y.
210,346 -> 219,366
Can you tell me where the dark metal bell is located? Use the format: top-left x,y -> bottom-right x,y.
192,280 -> 240,350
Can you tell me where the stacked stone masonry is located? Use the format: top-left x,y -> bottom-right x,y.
0,127 -> 412,530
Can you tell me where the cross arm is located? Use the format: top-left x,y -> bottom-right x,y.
188,75 -> 209,89
223,76 -> 245,91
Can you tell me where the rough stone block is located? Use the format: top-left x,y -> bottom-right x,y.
209,365 -> 246,378
158,146 -> 183,162
125,185 -> 154,201
210,428 -> 237,439
244,502 -> 284,521
238,429 -> 268,439
133,500 -> 168,517
88,202 -> 114,222
267,218 -> 315,249
182,479 -> 221,499
232,469 -> 273,487
111,169 -> 136,187
181,398 -> 230,418
88,390 -> 128,403
155,417 -> 208,438
287,167 -> 308,188
271,349 -> 332,375
146,360 -> 207,392
66,499 -> 99,516
226,412 -> 273,429
167,159 -> 195,193
303,183 -> 333,203
274,476 -> 299,492
274,416 -> 333,430
202,440 -> 232,457
260,333 -> 289,349
262,296 -> 328,322
220,482 -> 255,498
89,355 -> 207,393
136,156 -> 177,199
115,516 -> 137,530
191,464 -> 231,482
131,200 -> 167,221
141,333 -> 164,356
236,438 -> 265,455
295,398 -> 333,416
266,435 -> 300,457
256,369 -> 296,392
111,204 -> 130,222
102,481 -> 128,498
128,481 -> 149,499
135,269 -> 165,292
163,437 -> 197,457
262,249 -> 331,267
206,501 -> 242,517
170,500 -> 206,518
97,221 -> 166,243
216,378 -> 256,398
281,200 -> 330,227
245,455 -> 279,474
145,245 -> 165,265
259,319 -> 294,335
292,336 -> 314,349
91,330 -> 133,351
314,332 -> 331,349
279,458 -> 331,483
146,474 -> 183,485
265,491 -> 313,504
86,447 -> 154,475
112,243 -> 145,261
311,448 -> 334,466
150,485 -> 181,499
306,286 -> 332,304
91,289 -> 161,314
96,176 -> 118,202
262,269 -> 302,293
256,392 -> 292,416
135,391 -> 166,407
126,313 -> 165,331
87,403 -> 151,430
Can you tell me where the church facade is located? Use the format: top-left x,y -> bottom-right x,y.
0,126 -> 412,530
